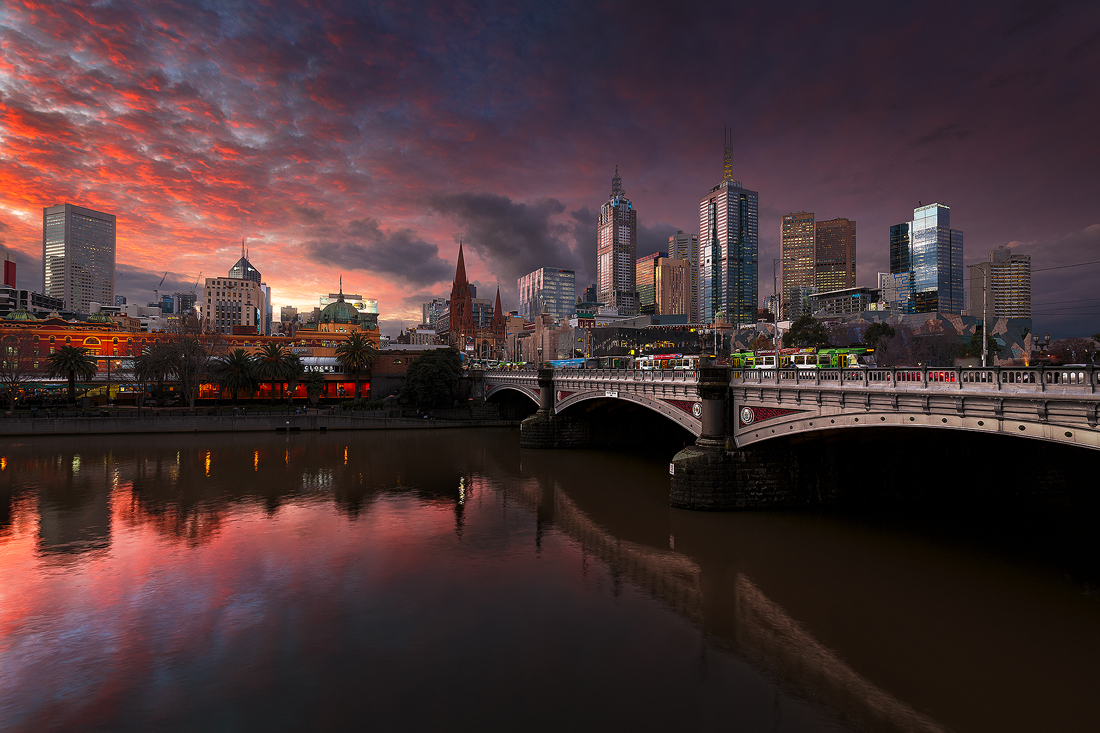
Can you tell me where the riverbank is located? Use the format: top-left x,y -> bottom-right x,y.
0,410 -> 520,436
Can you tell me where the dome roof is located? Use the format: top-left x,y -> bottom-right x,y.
319,297 -> 360,325
5,307 -> 37,322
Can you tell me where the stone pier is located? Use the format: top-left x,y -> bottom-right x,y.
669,365 -> 742,510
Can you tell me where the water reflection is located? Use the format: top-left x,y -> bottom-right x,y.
1,430 -> 1098,732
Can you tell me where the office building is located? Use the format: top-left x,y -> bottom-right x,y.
202,275 -> 266,335
176,291 -> 197,316
911,204 -> 963,314
518,267 -> 576,321
635,252 -> 667,315
3,253 -> 14,288
42,203 -> 116,314
814,218 -> 856,293
597,167 -> 639,316
889,205 -> 963,315
780,212 -> 815,320
668,230 -> 699,319
114,295 -> 127,306
281,306 -> 299,323
699,132 -> 758,326
654,257 -> 691,316
970,246 -> 1031,319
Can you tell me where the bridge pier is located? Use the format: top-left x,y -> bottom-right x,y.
669,365 -> 743,510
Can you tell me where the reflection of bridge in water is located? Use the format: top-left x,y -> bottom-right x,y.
486,365 -> 1100,509
499,464 -> 947,732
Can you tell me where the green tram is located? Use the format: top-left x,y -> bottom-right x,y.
731,347 -> 875,369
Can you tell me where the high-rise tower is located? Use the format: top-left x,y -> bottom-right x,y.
668,230 -> 698,320
699,131 -> 758,326
814,217 -> 856,293
780,212 -> 815,320
911,203 -> 963,314
596,167 -> 639,316
42,203 -> 116,314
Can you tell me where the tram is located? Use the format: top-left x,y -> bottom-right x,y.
731,347 -> 875,369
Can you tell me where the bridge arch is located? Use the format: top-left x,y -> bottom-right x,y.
485,383 -> 540,406
556,390 -> 702,437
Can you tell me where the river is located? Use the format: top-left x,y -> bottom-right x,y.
1,429 -> 1098,732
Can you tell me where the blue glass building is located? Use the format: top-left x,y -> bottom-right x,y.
890,204 -> 963,315
698,150 -> 759,326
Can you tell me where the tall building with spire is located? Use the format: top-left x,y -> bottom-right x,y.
448,241 -> 475,349
596,167 -> 639,316
699,130 -> 758,326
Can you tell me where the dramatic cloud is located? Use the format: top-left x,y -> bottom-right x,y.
429,191 -> 585,292
0,0 -> 1096,335
304,217 -> 453,288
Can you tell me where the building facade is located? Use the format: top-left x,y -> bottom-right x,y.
635,252 -> 666,315
910,204 -> 964,314
668,230 -> 699,319
888,223 -> 913,313
203,276 -> 266,335
970,246 -> 1031,319
699,136 -> 758,326
517,267 -> 576,322
780,212 -> 815,320
596,167 -> 639,316
814,217 -> 856,293
42,203 -> 116,314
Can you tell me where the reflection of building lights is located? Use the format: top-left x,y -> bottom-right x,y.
254,450 -> 259,471
285,450 -> 289,466
72,455 -> 81,473
0,457 -> 5,471
344,447 -> 348,465
458,476 -> 465,504
205,451 -> 211,477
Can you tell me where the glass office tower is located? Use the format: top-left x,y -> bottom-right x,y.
910,203 -> 963,314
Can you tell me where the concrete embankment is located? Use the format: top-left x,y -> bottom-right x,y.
0,414 -> 520,437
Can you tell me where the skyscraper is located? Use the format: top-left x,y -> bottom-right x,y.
699,132 -> 758,326
668,230 -> 698,319
814,217 -> 856,293
635,251 -> 667,315
42,203 -> 116,314
888,223 -> 913,313
597,167 -> 639,316
911,204 -> 963,314
890,204 -> 963,314
780,212 -> 815,320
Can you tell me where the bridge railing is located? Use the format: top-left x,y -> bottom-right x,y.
729,366 -> 1098,393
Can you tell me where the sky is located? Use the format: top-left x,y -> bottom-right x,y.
0,0 -> 1098,338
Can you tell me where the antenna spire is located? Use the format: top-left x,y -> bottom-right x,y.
610,165 -> 625,199
723,127 -> 733,183
241,237 -> 245,258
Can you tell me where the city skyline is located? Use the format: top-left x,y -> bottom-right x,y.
0,1 -> 1098,337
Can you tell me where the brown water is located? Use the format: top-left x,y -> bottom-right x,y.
1,429 -> 1098,732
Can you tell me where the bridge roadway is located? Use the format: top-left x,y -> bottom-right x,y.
484,365 -> 1100,451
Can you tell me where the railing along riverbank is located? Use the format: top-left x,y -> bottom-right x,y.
0,409 -> 520,436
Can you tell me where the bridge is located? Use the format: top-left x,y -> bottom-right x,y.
484,364 -> 1100,509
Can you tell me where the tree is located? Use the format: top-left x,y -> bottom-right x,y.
305,370 -> 326,406
400,348 -> 463,409
783,315 -> 831,348
134,341 -> 173,406
284,354 -> 305,406
750,333 -> 771,351
166,335 -> 211,408
962,327 -> 1000,362
255,343 -> 295,405
1049,337 -> 1099,365
863,322 -> 896,348
211,349 -> 258,404
335,332 -> 379,399
0,332 -> 42,408
47,345 -> 97,406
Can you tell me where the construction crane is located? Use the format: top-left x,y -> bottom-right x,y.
153,271 -> 168,307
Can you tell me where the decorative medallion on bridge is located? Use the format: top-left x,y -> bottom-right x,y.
557,390 -> 574,401
663,399 -> 702,419
739,405 -> 804,427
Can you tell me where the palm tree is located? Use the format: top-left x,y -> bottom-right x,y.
134,343 -> 172,407
212,349 -> 258,404
255,343 -> 294,405
284,354 -> 305,407
335,332 -> 379,400
47,345 -> 97,406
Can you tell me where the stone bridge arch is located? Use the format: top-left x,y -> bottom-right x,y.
555,389 -> 702,437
